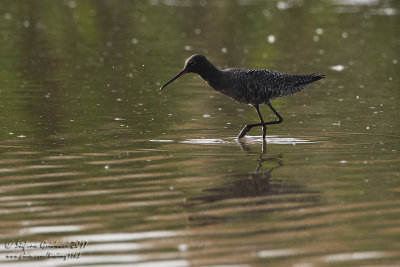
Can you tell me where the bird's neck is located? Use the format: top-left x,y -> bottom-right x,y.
197,64 -> 223,91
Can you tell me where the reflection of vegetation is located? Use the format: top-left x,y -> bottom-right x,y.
0,0 -> 398,145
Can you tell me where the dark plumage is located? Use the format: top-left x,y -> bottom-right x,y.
160,54 -> 325,139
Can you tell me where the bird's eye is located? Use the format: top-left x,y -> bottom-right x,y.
189,60 -> 196,66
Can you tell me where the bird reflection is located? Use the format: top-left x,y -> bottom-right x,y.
237,137 -> 268,154
182,139 -> 319,227
191,154 -> 284,204
186,139 -> 314,206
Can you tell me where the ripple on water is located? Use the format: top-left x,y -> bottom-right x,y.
242,135 -> 320,145
180,138 -> 229,144
150,136 -> 320,145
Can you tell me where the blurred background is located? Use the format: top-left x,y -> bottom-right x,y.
0,0 -> 399,266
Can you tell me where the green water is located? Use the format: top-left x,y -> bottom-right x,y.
0,0 -> 399,266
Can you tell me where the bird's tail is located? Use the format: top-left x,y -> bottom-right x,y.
314,73 -> 325,80
282,73 -> 325,96
294,73 -> 325,86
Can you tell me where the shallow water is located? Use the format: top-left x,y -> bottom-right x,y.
0,0 -> 399,266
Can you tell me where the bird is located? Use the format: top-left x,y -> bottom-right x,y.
160,54 -> 324,139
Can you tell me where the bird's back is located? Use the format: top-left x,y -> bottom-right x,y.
216,68 -> 324,105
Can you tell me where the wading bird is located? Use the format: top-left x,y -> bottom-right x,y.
160,54 -> 324,139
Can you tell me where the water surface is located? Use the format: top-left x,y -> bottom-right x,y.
0,0 -> 399,266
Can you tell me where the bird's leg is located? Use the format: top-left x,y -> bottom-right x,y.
254,104 -> 267,139
263,101 -> 283,125
237,104 -> 266,139
237,102 -> 284,139
262,138 -> 267,154
237,122 -> 265,139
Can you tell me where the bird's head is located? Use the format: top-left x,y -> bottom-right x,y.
183,54 -> 208,74
159,54 -> 209,90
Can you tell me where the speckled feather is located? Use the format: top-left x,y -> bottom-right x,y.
161,54 -> 324,105
214,68 -> 325,105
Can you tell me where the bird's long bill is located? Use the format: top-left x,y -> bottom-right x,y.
159,69 -> 187,90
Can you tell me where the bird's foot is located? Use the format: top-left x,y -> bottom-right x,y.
237,125 -> 250,139
262,126 -> 267,139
